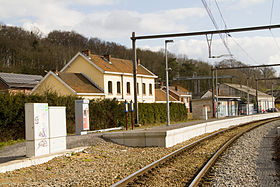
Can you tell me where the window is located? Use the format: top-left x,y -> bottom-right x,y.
117,81 -> 121,94
149,83 -> 152,95
142,83 -> 146,95
127,82 -> 130,94
108,81 -> 112,94
137,83 -> 139,95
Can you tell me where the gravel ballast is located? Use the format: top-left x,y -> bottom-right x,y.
1,120 -> 280,186
209,120 -> 280,186
0,133 -> 208,186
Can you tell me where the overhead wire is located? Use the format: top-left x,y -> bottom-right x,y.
210,0 -> 259,64
214,0 -> 227,29
270,0 -> 275,25
268,0 -> 280,51
227,34 -> 258,64
201,0 -> 232,56
214,0 -> 230,51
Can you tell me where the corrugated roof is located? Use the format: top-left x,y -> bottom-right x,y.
155,89 -> 177,101
0,72 -> 43,88
224,83 -> 270,98
88,54 -> 155,76
58,72 -> 103,93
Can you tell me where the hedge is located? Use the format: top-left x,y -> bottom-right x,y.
0,93 -> 188,142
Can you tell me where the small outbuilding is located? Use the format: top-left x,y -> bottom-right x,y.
0,72 -> 42,94
192,90 -> 240,119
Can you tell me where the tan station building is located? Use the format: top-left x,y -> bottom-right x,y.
31,50 -> 158,102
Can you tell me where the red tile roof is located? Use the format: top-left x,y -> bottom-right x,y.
155,89 -> 177,101
88,54 -> 155,76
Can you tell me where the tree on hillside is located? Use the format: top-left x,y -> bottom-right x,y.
0,25 -> 278,92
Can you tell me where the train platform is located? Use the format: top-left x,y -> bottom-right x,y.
1,113 -> 280,173
102,113 -> 280,148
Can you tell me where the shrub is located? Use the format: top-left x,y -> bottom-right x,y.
0,92 -> 188,141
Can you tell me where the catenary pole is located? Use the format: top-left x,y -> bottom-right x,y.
256,79 -> 259,113
216,69 -> 219,118
132,32 -> 138,125
247,78 -> 250,115
211,68 -> 215,117
131,24 -> 280,123
272,83 -> 274,110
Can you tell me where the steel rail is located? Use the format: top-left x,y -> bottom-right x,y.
188,118 -> 279,186
110,117 -> 278,187
110,127 -> 231,187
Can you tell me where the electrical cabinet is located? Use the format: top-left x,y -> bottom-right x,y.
25,103 -> 49,157
48,106 -> 66,153
75,100 -> 90,135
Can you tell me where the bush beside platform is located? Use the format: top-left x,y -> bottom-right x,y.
0,93 -> 189,142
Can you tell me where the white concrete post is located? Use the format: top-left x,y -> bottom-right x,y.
277,127 -> 280,137
202,106 -> 208,120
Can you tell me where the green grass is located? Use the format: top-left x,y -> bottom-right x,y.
0,139 -> 25,149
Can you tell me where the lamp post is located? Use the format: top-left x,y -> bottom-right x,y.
165,39 -> 174,126
247,77 -> 250,115
216,82 -> 220,119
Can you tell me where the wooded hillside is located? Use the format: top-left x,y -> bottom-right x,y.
0,25 -> 277,93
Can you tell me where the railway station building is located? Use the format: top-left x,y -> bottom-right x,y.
219,83 -> 275,112
31,50 -> 158,102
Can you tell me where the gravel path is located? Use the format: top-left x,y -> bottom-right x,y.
0,133 -> 104,164
209,120 -> 280,186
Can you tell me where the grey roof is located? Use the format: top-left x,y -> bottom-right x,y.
223,83 -> 271,98
0,72 -> 43,88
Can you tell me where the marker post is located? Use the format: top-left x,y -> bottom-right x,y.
125,100 -> 128,130
130,100 -> 134,130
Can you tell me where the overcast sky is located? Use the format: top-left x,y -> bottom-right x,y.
1,0 -> 280,72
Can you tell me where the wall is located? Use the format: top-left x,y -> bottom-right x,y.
139,77 -> 155,103
103,74 -> 155,103
79,94 -> 105,100
0,80 -> 8,91
33,74 -> 74,96
192,99 -> 213,119
103,112 -> 280,148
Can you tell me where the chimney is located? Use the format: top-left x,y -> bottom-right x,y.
104,54 -> 111,62
82,49 -> 91,56
137,59 -> 140,65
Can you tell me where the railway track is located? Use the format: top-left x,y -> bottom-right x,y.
110,117 -> 280,187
